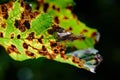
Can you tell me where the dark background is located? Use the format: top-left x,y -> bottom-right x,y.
0,0 -> 120,80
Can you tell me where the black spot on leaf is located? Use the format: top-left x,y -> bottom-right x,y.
14,20 -> 20,28
0,32 -> 3,38
43,3 -> 49,12
42,45 -> 47,51
1,5 -> 8,12
23,20 -> 30,29
10,33 -> 14,39
3,13 -> 8,19
17,34 -> 20,39
23,42 -> 28,49
54,16 -> 59,24
1,23 -> 6,28
38,35 -> 44,44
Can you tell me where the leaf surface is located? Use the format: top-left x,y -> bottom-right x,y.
0,0 -> 102,73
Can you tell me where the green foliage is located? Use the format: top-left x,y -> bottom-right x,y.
0,0 -> 102,73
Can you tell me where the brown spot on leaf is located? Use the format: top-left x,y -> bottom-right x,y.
1,5 -> 8,12
19,25 -> 26,32
47,29 -> 54,35
57,8 -> 60,12
26,32 -> 35,41
53,49 -> 59,54
69,27 -> 72,30
54,16 -> 59,24
64,16 -> 69,19
23,42 -> 28,49
24,3 -> 32,12
72,14 -> 76,18
23,20 -> 30,29
52,5 -> 56,10
7,1 -> 13,8
20,1 -> 24,7
17,34 -> 21,39
42,45 -> 47,51
43,3 -> 49,12
14,20 -> 20,28
1,23 -> 6,28
66,4 -> 73,10
3,13 -> 8,19
36,4 -> 40,10
7,44 -> 20,54
30,11 -> 40,19
50,41 -> 57,48
60,53 -> 68,60
11,33 -> 14,39
38,35 -> 44,44
52,25 -> 64,33
47,24 -> 64,35
21,12 -> 25,19
38,49 -> 48,56
25,51 -> 35,58
52,5 -> 60,12
80,29 -> 88,34
91,32 -> 97,37
83,29 -> 88,32
46,54 -> 56,60
78,59 -> 85,68
0,32 -> 3,38
72,56 -> 80,64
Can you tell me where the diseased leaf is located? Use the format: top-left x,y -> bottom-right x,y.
0,0 -> 85,70
0,0 -> 102,73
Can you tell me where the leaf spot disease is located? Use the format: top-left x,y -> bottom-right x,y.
1,23 -> 6,29
7,44 -> 20,54
23,42 -> 28,49
23,20 -> 30,29
26,32 -> 35,41
17,34 -> 21,39
25,51 -> 35,58
14,20 -> 20,28
54,16 -> 59,24
10,33 -> 14,39
3,13 -> 8,19
43,3 -> 49,12
38,35 -> 44,44
0,32 -> 3,38
1,4 -> 8,12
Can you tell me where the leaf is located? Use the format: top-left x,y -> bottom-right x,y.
33,0 -> 100,50
0,0 -> 102,73
0,0 -> 85,69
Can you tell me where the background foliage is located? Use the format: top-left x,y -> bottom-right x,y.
0,0 -> 120,80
